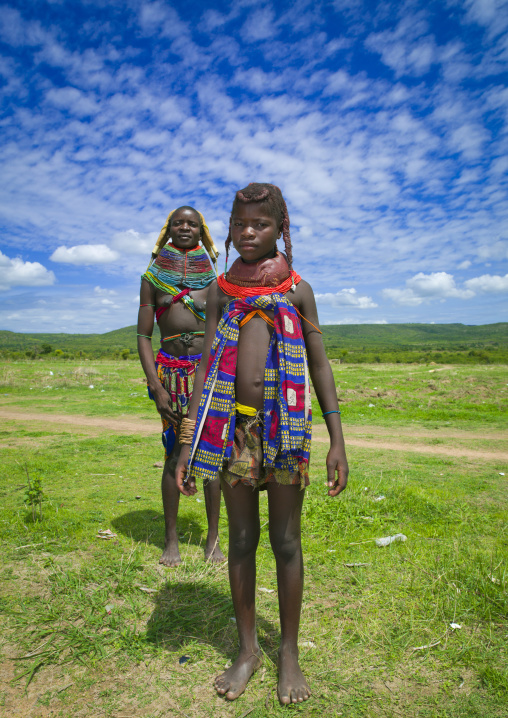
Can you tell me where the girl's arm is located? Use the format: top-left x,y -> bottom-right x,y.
137,279 -> 177,427
175,280 -> 221,495
295,280 -> 348,497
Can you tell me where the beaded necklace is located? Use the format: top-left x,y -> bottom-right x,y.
143,242 -> 216,291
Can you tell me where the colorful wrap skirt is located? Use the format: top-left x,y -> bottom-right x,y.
147,350 -> 201,460
218,412 -> 310,490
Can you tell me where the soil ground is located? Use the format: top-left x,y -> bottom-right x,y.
1,407 -> 507,461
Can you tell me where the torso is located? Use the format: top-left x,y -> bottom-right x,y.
156,286 -> 208,357
216,284 -> 306,411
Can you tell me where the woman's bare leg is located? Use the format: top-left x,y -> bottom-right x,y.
159,454 -> 181,567
215,478 -> 263,700
203,478 -> 225,563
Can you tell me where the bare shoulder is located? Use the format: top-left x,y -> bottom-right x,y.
286,278 -> 316,310
206,279 -> 219,302
140,277 -> 156,301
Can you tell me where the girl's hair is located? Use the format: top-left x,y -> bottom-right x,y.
225,183 -> 293,269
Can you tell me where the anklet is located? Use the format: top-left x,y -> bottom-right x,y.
322,410 -> 341,417
179,417 -> 196,444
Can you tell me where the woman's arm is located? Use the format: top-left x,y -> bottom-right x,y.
137,279 -> 177,426
175,280 -> 221,495
295,281 -> 348,497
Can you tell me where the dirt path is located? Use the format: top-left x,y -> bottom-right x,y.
1,408 -> 507,462
0,408 -> 158,435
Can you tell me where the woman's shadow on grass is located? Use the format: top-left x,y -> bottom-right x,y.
111,510 -> 203,551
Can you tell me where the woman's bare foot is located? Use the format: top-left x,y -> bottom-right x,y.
159,539 -> 181,567
205,534 -> 226,564
215,649 -> 262,700
277,645 -> 311,705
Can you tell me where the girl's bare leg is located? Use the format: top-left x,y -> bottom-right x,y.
215,478 -> 263,700
267,483 -> 311,705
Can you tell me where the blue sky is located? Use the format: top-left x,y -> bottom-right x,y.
0,0 -> 507,334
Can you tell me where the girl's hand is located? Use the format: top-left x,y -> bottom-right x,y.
175,444 -> 197,496
326,446 -> 349,497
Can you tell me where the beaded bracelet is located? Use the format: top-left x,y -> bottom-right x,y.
322,410 -> 341,417
139,304 -> 155,307
179,417 -> 196,445
137,333 -> 152,339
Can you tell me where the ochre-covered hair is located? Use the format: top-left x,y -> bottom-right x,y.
225,183 -> 293,269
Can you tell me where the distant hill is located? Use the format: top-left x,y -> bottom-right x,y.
1,323 -> 506,362
0,326 -> 158,356
320,322 -> 508,351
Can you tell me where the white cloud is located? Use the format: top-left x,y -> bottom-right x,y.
458,260 -> 472,269
464,0 -> 503,29
464,273 -> 508,293
383,272 -> 475,305
111,230 -> 156,255
241,8 -> 279,43
50,245 -> 119,265
45,87 -> 100,117
477,240 -> 508,260
315,288 -> 378,308
0,251 -> 56,291
0,1 -> 507,330
94,286 -> 117,296
407,272 -> 473,298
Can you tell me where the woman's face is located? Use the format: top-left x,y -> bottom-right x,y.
169,208 -> 201,249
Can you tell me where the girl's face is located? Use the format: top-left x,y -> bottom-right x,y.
230,203 -> 281,264
169,208 -> 201,249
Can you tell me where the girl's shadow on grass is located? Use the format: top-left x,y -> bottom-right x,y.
146,579 -> 277,663
111,510 -> 203,550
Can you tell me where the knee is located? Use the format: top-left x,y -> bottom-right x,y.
270,531 -> 301,564
229,528 -> 259,558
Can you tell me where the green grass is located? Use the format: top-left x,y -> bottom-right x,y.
0,359 -> 507,717
314,362 -> 507,430
1,359 -> 506,430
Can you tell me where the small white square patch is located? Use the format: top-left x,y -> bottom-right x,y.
284,315 -> 294,334
222,424 -> 228,440
287,388 -> 297,406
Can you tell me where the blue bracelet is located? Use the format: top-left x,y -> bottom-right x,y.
322,410 -> 341,417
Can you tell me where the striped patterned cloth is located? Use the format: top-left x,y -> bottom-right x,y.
148,350 -> 201,415
147,350 -> 201,460
188,294 -> 312,484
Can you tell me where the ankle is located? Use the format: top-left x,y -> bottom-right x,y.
237,644 -> 261,658
279,641 -> 299,658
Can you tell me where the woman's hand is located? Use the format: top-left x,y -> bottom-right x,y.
175,444 -> 197,496
150,385 -> 179,427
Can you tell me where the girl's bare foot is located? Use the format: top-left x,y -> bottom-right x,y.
205,534 -> 226,564
159,539 -> 181,567
215,650 -> 262,700
277,645 -> 311,705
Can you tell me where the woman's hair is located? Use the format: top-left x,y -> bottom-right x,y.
225,183 -> 293,269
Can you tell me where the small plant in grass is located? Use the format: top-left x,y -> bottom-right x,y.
23,465 -> 45,522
